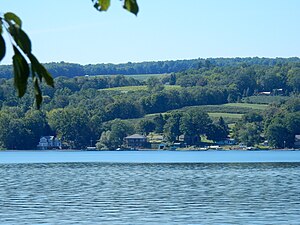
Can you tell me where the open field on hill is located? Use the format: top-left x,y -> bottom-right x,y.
176,103 -> 268,114
100,85 -> 181,92
124,102 -> 269,125
223,103 -> 268,110
242,95 -> 291,104
124,74 -> 167,81
93,74 -> 165,81
208,112 -> 244,119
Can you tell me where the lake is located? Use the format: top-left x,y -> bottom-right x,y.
0,150 -> 300,224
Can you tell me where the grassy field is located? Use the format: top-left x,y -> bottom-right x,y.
242,95 -> 291,104
143,102 -> 269,124
124,74 -> 166,81
100,85 -> 181,92
93,73 -> 165,81
208,112 -> 244,119
114,98 -> 271,125
222,103 -> 268,110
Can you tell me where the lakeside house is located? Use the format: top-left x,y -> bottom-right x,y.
295,135 -> 300,148
37,136 -> 62,150
124,134 -> 148,149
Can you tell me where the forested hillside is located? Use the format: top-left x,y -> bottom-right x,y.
0,59 -> 299,150
1,57 -> 300,78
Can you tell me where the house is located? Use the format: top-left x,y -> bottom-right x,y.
216,138 -> 236,145
295,135 -> 300,148
37,136 -> 62,150
124,134 -> 148,149
178,134 -> 200,146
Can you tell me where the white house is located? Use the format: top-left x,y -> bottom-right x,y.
295,135 -> 300,149
37,136 -> 62,150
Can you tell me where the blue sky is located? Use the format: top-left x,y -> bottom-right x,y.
1,0 -> 300,65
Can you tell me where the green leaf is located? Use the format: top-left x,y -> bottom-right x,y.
29,54 -> 54,87
123,0 -> 139,15
0,34 -> 6,61
12,46 -> 30,97
0,19 -> 3,34
33,77 -> 43,109
93,0 -> 111,11
4,12 -> 22,27
9,25 -> 32,54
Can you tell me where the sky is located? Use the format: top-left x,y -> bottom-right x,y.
1,0 -> 300,65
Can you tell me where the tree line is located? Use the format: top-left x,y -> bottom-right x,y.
1,57 -> 300,78
169,62 -> 300,95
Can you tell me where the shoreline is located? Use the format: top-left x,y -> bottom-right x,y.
0,148 -> 299,152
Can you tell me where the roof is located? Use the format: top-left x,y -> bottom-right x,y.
125,134 -> 147,139
41,136 -> 55,140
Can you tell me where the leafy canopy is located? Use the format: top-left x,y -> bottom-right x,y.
0,0 -> 139,108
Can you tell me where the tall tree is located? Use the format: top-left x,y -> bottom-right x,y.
163,112 -> 182,142
47,108 -> 92,149
180,109 -> 212,137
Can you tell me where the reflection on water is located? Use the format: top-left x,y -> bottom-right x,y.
0,162 -> 300,224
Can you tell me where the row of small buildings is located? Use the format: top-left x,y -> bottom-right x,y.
36,134 -> 148,150
36,134 -> 300,150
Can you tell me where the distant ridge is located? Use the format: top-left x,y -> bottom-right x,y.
0,57 -> 299,78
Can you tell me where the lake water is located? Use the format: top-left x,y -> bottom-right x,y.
0,150 -> 300,224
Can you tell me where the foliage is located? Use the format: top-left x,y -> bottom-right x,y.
146,77 -> 164,92
96,119 -> 134,149
0,58 -> 299,149
47,108 -> 93,149
136,119 -> 156,135
0,1 -> 139,107
92,0 -> 139,15
0,12 -> 54,108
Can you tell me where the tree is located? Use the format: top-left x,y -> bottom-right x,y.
96,119 -> 133,149
163,112 -> 182,142
96,130 -> 112,150
0,0 -> 139,108
146,76 -> 164,92
0,111 -> 33,149
153,114 -> 165,133
266,122 -> 293,148
180,109 -> 212,137
47,108 -> 93,149
237,123 -> 261,146
136,119 -> 156,135
217,116 -> 229,134
287,68 -> 300,93
0,13 -> 54,108
206,123 -> 229,142
24,110 -> 51,148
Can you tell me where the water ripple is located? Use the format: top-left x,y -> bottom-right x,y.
0,163 -> 300,224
